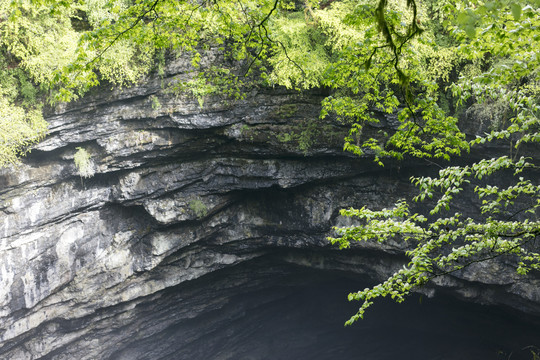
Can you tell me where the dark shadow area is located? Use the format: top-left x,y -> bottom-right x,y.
113,254 -> 540,360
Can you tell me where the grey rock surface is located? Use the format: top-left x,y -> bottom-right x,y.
0,57 -> 539,359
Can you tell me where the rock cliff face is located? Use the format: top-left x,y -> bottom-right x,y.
0,58 -> 539,359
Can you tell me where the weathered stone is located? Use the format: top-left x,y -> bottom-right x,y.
0,57 -> 539,359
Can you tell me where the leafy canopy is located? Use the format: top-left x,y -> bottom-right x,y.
325,0 -> 540,324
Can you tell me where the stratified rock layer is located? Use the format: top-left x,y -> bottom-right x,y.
0,58 -> 539,359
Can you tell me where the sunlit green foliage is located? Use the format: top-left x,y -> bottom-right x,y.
267,13 -> 329,88
328,0 -> 540,324
0,97 -> 47,166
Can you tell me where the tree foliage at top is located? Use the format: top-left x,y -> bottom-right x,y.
1,0 -> 539,325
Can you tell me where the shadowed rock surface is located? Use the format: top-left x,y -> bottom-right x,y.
0,57 -> 539,359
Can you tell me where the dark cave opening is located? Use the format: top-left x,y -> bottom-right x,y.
110,253 -> 540,360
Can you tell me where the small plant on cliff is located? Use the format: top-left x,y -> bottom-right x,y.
276,119 -> 322,154
150,95 -> 161,110
189,198 -> 208,218
73,147 -> 95,179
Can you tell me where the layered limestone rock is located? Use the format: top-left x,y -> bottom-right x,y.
0,57 -> 539,359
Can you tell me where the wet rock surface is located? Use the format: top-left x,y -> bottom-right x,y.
0,57 -> 539,359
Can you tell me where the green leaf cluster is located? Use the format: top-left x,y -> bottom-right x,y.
328,0 -> 540,324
